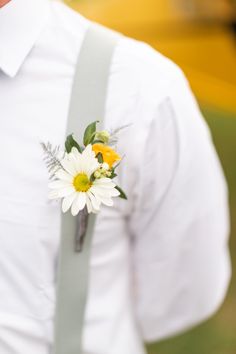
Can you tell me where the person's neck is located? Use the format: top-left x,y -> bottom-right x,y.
0,0 -> 11,8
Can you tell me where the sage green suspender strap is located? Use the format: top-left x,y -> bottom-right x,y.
53,25 -> 119,354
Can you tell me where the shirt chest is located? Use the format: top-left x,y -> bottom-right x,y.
0,59 -> 74,200
0,65 -> 129,317
0,67 -> 73,304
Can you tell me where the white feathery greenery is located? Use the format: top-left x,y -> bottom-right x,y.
41,142 -> 64,180
108,123 -> 132,146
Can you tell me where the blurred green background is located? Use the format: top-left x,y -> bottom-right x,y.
66,1 -> 236,352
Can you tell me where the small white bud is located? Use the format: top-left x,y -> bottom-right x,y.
102,162 -> 109,170
94,171 -> 101,179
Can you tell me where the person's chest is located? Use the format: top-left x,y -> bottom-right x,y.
0,50 -> 74,315
0,45 -> 130,326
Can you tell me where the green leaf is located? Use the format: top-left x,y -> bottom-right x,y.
96,152 -> 103,163
111,173 -> 117,179
115,185 -> 128,200
110,167 -> 117,179
65,134 -> 82,153
83,121 -> 99,146
90,173 -> 96,183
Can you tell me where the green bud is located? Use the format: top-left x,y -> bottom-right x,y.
95,130 -> 110,144
94,171 -> 101,179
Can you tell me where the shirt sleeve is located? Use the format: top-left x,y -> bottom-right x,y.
128,69 -> 231,342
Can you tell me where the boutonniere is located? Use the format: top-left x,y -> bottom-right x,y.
41,121 -> 127,250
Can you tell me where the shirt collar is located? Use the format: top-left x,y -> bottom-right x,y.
0,0 -> 50,78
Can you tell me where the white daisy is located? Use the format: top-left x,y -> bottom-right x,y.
48,144 -> 120,215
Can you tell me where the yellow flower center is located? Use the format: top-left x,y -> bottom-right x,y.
73,173 -> 91,192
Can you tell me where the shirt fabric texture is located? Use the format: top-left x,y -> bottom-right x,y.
0,0 -> 231,353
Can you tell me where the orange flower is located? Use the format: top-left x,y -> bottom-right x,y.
92,143 -> 121,168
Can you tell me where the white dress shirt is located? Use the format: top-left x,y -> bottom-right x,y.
0,0 -> 231,353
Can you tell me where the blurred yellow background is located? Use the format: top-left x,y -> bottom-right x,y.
67,0 -> 236,115
66,1 -> 236,353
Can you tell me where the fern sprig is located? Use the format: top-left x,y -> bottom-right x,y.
109,123 -> 132,146
41,142 -> 64,180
